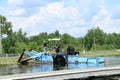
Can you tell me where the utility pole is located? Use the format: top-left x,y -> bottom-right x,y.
0,22 -> 2,54
93,27 -> 96,51
0,0 -> 2,54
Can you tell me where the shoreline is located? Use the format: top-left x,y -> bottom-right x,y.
0,50 -> 120,65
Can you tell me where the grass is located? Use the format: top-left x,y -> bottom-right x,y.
80,50 -> 120,56
0,50 -> 120,65
0,56 -> 19,66
0,56 -> 35,66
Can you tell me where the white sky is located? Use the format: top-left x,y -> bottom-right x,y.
0,0 -> 120,37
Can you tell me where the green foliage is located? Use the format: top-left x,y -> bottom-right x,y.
28,42 -> 38,51
14,42 -> 28,53
90,44 -> 113,50
84,27 -> 106,50
0,15 -> 13,37
1,15 -> 120,54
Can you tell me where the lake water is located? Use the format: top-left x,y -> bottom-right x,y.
0,56 -> 120,76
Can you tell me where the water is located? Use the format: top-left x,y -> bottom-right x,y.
0,56 -> 120,76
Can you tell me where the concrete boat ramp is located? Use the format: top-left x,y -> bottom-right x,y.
0,66 -> 120,80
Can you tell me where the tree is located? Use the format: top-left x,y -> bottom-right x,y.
84,27 -> 106,50
62,33 -> 75,51
94,27 -> 106,45
75,37 -> 84,51
14,42 -> 28,53
14,29 -> 28,42
1,15 -> 120,54
84,29 -> 94,50
0,15 -> 13,54
2,34 -> 16,54
1,16 -> 28,54
0,15 -> 13,37
54,30 -> 60,36
48,30 -> 61,38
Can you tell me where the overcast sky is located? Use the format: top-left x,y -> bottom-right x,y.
0,0 -> 120,37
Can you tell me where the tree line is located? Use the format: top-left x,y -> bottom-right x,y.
0,15 -> 120,54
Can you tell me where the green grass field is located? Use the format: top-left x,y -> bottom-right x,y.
0,56 -> 18,65
81,50 -> 120,56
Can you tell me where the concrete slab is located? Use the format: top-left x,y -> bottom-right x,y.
0,66 -> 120,80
